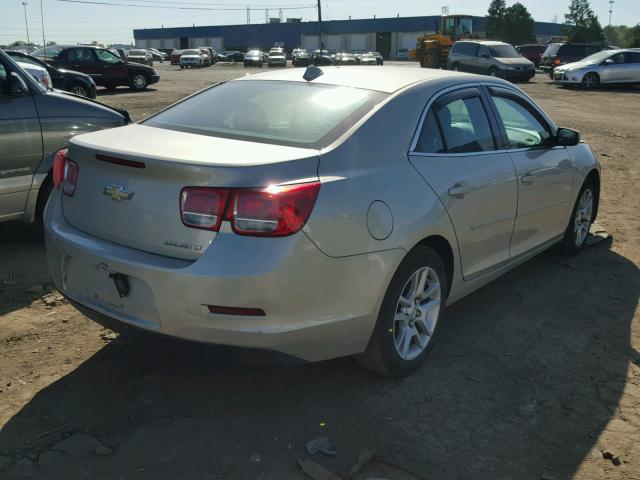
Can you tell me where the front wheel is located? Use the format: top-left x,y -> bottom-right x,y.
582,72 -> 599,90
69,82 -> 89,97
488,66 -> 498,77
356,246 -> 447,377
553,178 -> 596,255
130,73 -> 148,91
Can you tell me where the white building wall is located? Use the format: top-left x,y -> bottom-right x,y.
301,35 -> 319,51
324,34 -> 342,51
348,33 -> 366,52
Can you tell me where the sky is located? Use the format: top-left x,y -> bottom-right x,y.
1,0 -> 638,46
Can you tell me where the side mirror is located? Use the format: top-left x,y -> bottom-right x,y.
9,71 -> 29,95
604,58 -> 614,65
556,127 -> 580,146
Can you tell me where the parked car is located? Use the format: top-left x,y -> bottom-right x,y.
15,60 -> 52,90
33,45 -> 159,91
396,48 -> 409,61
179,49 -> 209,68
448,40 -> 535,81
127,49 -> 153,67
292,48 -> 310,67
148,48 -> 167,62
115,48 -> 127,60
515,44 -> 546,68
552,49 -> 640,89
368,51 -> 384,65
335,52 -> 358,65
312,49 -> 333,66
198,47 -> 214,65
359,54 -> 378,65
43,66 -> 601,377
243,50 -> 264,67
0,49 -> 128,226
540,42 -> 613,76
268,48 -> 287,67
223,51 -> 245,62
5,50 -> 97,98
170,49 -> 183,65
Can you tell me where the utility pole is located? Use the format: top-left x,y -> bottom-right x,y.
247,6 -> 250,24
317,1 -> 323,50
608,0 -> 614,27
40,0 -> 46,53
22,2 -> 30,44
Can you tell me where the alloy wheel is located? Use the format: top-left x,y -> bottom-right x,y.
393,267 -> 441,361
133,74 -> 147,89
574,188 -> 593,247
71,85 -> 88,97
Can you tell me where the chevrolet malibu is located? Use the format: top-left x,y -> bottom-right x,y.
45,67 -> 601,376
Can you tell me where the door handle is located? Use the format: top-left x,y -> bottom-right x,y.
521,173 -> 534,185
447,182 -> 472,198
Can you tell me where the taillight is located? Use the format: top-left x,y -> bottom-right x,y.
179,181 -> 320,237
52,148 -> 79,197
554,56 -> 561,66
225,182 -> 320,237
180,187 -> 230,231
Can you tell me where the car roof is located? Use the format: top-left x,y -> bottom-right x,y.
459,40 -> 510,46
234,66 -> 481,93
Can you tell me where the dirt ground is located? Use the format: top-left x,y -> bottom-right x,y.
0,62 -> 638,480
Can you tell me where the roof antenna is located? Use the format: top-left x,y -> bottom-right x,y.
303,65 -> 323,82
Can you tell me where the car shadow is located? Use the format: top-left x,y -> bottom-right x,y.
96,88 -> 158,97
0,221 -> 51,317
552,84 -> 640,93
0,240 -> 638,479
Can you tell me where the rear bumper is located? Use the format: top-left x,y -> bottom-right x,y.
501,69 -> 536,81
150,74 -> 160,84
44,191 -> 402,362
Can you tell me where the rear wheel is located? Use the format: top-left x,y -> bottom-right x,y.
356,246 -> 447,377
69,82 -> 89,97
582,72 -> 600,90
130,73 -> 148,91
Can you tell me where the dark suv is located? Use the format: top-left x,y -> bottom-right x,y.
32,45 -> 159,91
447,40 -> 535,82
515,44 -> 546,68
540,43 -> 613,76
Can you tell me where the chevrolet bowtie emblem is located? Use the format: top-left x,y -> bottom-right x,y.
103,184 -> 134,202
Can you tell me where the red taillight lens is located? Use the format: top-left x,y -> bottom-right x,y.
226,182 -> 320,237
180,182 -> 320,237
52,148 -> 79,197
180,187 -> 230,231
554,56 -> 561,66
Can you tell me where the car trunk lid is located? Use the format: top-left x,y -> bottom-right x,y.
62,124 -> 320,260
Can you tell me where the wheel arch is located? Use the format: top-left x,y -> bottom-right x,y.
585,169 -> 600,222
414,235 -> 454,296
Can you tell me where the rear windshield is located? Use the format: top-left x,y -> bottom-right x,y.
490,44 -> 519,58
183,50 -> 200,55
543,44 -> 561,57
129,50 -> 146,55
32,46 -> 64,58
143,80 -> 387,149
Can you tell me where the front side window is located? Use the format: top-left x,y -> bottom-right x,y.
491,96 -> 553,148
478,45 -> 489,57
95,49 -> 121,63
433,96 -> 496,153
489,44 -> 519,58
144,80 -> 387,149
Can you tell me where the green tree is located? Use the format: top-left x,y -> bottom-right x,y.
502,3 -> 536,45
563,0 -> 604,42
625,24 -> 640,47
486,0 -> 507,40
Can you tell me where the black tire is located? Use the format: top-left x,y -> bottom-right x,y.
552,178 -> 596,256
420,49 -> 441,69
68,82 -> 89,97
451,62 -> 460,72
129,72 -> 148,91
488,66 -> 498,77
35,174 -> 53,227
582,72 -> 600,90
356,246 -> 448,377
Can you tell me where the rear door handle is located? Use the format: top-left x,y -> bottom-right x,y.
448,182 -> 472,198
521,174 -> 534,185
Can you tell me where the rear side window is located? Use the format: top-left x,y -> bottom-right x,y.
452,42 -> 478,56
542,44 -> 560,57
559,44 -> 583,56
415,93 -> 496,154
491,96 -> 553,148
144,80 -> 387,149
630,52 -> 640,63
68,48 -> 95,63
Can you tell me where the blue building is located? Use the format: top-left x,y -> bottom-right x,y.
133,16 -> 563,59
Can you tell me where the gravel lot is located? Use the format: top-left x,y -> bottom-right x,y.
0,62 -> 638,480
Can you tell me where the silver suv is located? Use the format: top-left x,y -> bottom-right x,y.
0,50 -> 128,225
448,40 -> 535,82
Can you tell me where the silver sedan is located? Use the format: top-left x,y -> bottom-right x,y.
45,67 -> 601,377
553,49 -> 640,89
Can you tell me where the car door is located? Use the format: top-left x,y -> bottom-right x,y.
66,47 -> 101,81
485,86 -> 575,258
0,59 -> 43,220
602,52 -> 634,83
475,44 -> 491,74
409,87 -> 518,280
627,52 -> 640,82
94,48 -> 129,86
